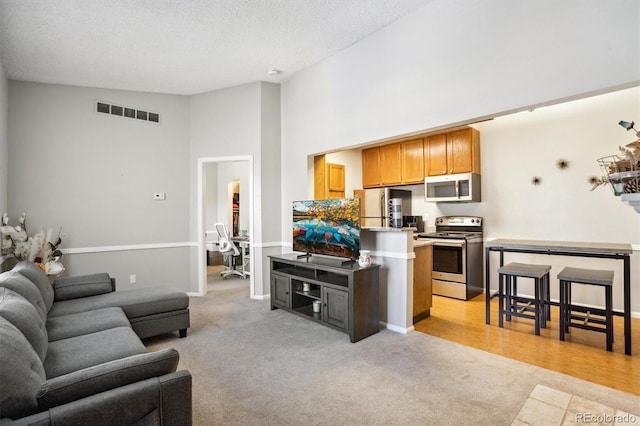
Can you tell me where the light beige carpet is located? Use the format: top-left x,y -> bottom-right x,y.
144,268 -> 640,425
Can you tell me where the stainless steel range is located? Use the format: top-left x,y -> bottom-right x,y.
417,216 -> 484,300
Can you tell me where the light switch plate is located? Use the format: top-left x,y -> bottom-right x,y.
153,192 -> 166,200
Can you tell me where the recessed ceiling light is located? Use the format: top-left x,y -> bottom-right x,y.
267,69 -> 281,75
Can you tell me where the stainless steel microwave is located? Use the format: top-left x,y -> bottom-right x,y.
425,173 -> 481,202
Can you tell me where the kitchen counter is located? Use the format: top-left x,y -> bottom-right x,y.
413,239 -> 434,248
485,239 -> 632,255
361,227 -> 417,232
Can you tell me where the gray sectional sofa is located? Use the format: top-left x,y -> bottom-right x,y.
0,261 -> 192,425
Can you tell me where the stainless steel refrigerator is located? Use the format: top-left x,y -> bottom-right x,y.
357,188 -> 412,228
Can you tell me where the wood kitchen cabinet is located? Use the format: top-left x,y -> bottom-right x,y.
401,139 -> 425,184
362,127 -> 480,186
413,244 -> 432,324
363,144 -> 402,187
362,147 -> 382,188
379,143 -> 402,185
314,155 -> 345,199
426,128 -> 480,176
362,142 -> 417,187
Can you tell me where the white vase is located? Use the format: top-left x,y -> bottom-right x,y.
358,250 -> 371,267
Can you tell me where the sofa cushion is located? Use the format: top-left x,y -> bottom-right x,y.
37,348 -> 180,410
44,326 -> 147,379
0,316 -> 46,419
46,307 -> 130,341
0,270 -> 48,322
53,273 -> 113,301
13,261 -> 55,313
48,286 -> 189,320
0,287 -> 48,361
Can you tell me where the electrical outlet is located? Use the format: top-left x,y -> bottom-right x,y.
129,274 -> 136,284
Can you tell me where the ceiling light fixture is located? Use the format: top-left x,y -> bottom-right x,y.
267,69 -> 281,75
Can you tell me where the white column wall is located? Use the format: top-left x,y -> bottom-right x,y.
0,58 -> 7,215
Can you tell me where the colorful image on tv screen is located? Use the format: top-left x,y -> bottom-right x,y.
292,198 -> 360,259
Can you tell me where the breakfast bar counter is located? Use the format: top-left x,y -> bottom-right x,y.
485,239 -> 633,355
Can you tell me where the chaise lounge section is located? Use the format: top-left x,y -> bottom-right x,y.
0,261 -> 192,425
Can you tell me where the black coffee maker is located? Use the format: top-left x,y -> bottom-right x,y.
402,215 -> 424,232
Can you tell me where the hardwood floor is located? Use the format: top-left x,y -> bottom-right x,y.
414,294 -> 640,396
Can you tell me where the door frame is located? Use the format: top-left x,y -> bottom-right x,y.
197,155 -> 254,297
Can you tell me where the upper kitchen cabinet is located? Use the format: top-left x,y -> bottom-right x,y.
401,139 -> 425,184
362,147 -> 382,188
425,133 -> 448,177
426,128 -> 480,176
362,144 -> 402,187
362,128 -> 480,187
363,141 -> 423,187
379,143 -> 402,186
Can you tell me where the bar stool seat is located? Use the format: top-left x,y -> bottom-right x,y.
498,262 -> 551,336
557,267 -> 614,351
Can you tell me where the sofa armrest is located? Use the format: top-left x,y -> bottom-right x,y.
37,348 -> 179,410
2,371 -> 192,426
52,273 -> 113,301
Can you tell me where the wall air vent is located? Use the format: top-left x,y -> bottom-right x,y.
96,101 -> 160,124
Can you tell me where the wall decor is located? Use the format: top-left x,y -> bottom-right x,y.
556,158 -> 570,170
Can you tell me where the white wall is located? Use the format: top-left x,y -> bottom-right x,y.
281,1 -> 640,312
0,58 -> 7,215
189,82 -> 281,296
409,87 -> 640,240
282,0 -> 639,212
7,81 -> 191,291
204,162 -> 219,236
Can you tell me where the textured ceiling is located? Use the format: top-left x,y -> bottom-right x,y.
0,0 -> 432,95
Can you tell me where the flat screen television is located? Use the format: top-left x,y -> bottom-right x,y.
292,198 -> 360,260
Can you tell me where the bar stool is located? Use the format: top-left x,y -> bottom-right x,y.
498,262 -> 551,335
557,267 -> 614,352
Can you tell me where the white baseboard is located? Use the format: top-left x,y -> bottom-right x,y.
382,322 -> 414,334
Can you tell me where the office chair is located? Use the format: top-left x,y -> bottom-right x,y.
215,223 -> 244,279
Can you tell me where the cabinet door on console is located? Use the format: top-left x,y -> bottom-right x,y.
323,287 -> 349,331
271,274 -> 291,309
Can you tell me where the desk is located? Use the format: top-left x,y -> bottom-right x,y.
231,237 -> 250,278
485,239 -> 633,355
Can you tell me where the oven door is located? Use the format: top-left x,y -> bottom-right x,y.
429,239 -> 466,283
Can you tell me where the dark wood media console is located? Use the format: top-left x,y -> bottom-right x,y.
269,253 -> 380,343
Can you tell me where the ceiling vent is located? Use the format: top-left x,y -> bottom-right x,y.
96,101 -> 160,123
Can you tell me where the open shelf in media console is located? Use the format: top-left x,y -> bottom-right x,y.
293,304 -> 322,320
294,289 -> 321,300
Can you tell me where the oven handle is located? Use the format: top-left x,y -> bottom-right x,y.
424,239 -> 466,248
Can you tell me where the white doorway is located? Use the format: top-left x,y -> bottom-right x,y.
197,156 -> 254,297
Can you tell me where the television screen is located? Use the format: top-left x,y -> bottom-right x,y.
292,198 -> 360,259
